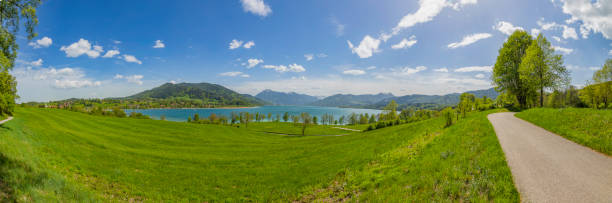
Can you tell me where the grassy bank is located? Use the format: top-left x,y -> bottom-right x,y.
300,109 -> 518,202
516,108 -> 611,155
234,122 -> 354,136
0,108 -> 454,201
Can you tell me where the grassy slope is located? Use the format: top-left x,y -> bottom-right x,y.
301,109 -> 518,202
0,108 -> 455,201
516,108 -> 612,155
235,122 -> 353,135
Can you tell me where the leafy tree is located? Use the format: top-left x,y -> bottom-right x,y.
458,93 -> 475,118
383,100 -> 398,120
0,0 -> 41,116
112,107 -> 127,118
338,115 -> 345,125
300,112 -> 312,136
312,116 -> 318,125
592,59 -> 612,108
493,30 -> 533,108
519,34 -> 569,107
187,116 -> 192,122
160,114 -> 166,121
283,112 -> 289,122
369,114 -> 376,124
193,113 -> 200,121
208,113 -> 218,123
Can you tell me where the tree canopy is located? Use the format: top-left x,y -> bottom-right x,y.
493,30 -> 533,108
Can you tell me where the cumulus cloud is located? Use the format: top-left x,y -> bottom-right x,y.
434,68 -> 449,72
229,39 -> 243,50
30,59 -> 43,67
304,54 -> 314,61
562,26 -> 579,39
262,63 -> 306,73
153,40 -> 165,48
102,50 -> 120,58
391,35 -> 418,49
240,0 -> 271,17
28,36 -> 53,48
220,71 -> 250,78
60,38 -> 103,58
388,0 -> 475,39
494,21 -> 524,35
552,45 -> 574,55
559,0 -> 612,39
475,73 -> 485,78
243,41 -> 255,49
13,67 -> 101,89
447,33 -> 492,49
246,58 -> 263,68
454,66 -> 492,72
394,66 -> 427,76
342,69 -> 366,76
122,54 -> 142,64
347,35 -> 381,58
114,74 -> 144,85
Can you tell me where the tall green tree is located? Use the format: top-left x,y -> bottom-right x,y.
493,30 -> 533,108
519,34 -> 569,107
592,59 -> 612,108
1,0 -> 41,116
383,100 -> 398,120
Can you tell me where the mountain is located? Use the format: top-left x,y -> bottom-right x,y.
369,88 -> 499,109
127,82 -> 267,106
255,89 -> 319,105
309,93 -> 395,108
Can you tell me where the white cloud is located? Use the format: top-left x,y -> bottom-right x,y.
243,41 -> 255,49
246,58 -> 263,68
347,35 -> 381,58
552,45 -> 574,55
220,71 -> 250,78
13,67 -> 101,89
552,36 -> 563,42
475,73 -> 485,78
366,66 -> 377,70
122,54 -> 142,64
454,66 -> 492,72
330,17 -> 345,36
391,35 -> 418,49
113,40 -> 122,44
317,53 -> 327,58
114,74 -> 144,85
28,36 -> 52,48
102,50 -> 120,58
395,66 -> 427,76
153,40 -> 165,48
30,59 -> 43,67
494,21 -> 524,35
531,28 -> 541,36
609,49 -> 612,55
390,0 -> 465,38
262,63 -> 306,73
434,68 -> 449,72
304,54 -> 314,61
447,33 -> 492,49
559,0 -> 612,40
342,69 -> 366,76
562,26 -> 579,39
59,38 -> 103,58
240,0 -> 271,17
229,39 -> 243,50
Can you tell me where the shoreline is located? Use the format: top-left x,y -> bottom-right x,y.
125,106 -> 260,110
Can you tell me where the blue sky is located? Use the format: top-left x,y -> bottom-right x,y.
13,0 -> 612,102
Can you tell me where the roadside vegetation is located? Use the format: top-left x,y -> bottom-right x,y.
516,108 -> 611,155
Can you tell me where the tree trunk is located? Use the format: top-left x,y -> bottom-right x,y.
540,87 -> 544,107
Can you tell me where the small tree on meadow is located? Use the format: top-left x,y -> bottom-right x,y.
300,112 -> 312,136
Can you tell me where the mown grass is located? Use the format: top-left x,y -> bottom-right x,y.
300,109 -> 519,202
516,108 -> 612,155
0,107 -> 461,201
234,122 -> 354,135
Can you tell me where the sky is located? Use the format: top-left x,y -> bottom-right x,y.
12,0 -> 612,102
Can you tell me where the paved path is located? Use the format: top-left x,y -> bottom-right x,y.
331,127 -> 361,132
488,112 -> 612,203
0,117 -> 12,125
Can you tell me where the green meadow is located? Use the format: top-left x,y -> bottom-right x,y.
516,108 -> 612,155
0,107 -> 518,201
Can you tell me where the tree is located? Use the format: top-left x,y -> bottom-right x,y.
369,114 -> 376,124
383,100 -> 398,120
112,107 -> 126,118
300,112 -> 312,136
493,30 -> 533,108
312,116 -> 318,125
338,115 -> 345,125
193,113 -> 200,121
0,0 -> 41,116
592,59 -> 612,108
519,34 -> 569,107
283,112 -> 289,122
442,107 -> 454,127
458,93 -> 475,118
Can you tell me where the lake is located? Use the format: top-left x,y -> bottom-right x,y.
125,106 -> 383,122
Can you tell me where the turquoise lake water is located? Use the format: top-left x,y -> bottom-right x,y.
125,106 -> 383,122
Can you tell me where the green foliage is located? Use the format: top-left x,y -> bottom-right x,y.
383,100 -> 398,120
516,108 -> 611,155
442,107 -> 454,127
0,71 -> 17,116
493,30 -> 533,108
580,59 -> 612,109
112,107 -> 127,118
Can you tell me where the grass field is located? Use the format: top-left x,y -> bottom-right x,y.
516,108 -> 612,155
234,122 -> 354,136
0,107 -> 518,201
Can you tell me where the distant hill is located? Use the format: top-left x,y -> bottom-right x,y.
255,89 -> 319,105
309,88 -> 498,110
127,82 -> 267,106
368,88 -> 499,109
309,93 -> 395,108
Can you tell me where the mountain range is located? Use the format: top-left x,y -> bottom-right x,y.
126,82 -> 267,106
255,90 -> 319,105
